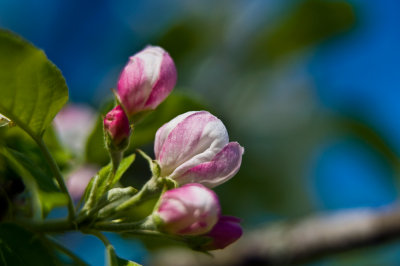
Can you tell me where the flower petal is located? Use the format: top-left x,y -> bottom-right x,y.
117,46 -> 176,116
157,111 -> 229,176
154,111 -> 197,159
175,142 -> 244,187
144,49 -> 177,109
205,215 -> 243,250
156,183 -> 220,236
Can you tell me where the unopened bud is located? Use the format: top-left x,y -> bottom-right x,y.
154,111 -> 244,188
203,216 -> 243,250
103,105 -> 131,151
117,46 -> 177,119
154,183 -> 220,236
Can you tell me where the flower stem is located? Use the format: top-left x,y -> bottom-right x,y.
17,218 -> 74,233
86,231 -> 118,266
103,150 -> 122,192
92,220 -> 185,243
98,176 -> 163,219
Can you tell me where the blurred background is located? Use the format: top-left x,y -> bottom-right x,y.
1,0 -> 400,264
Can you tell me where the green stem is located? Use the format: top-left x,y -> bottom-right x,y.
80,151 -> 122,220
93,221 -> 185,243
87,231 -> 118,266
81,174 -> 101,216
36,138 -> 75,221
98,177 -> 163,219
116,177 -> 161,212
17,219 -> 74,233
88,230 -> 112,246
93,217 -> 154,231
110,150 -> 122,174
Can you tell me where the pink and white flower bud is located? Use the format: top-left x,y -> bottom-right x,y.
67,165 -> 99,201
155,183 -> 220,236
204,216 -> 243,250
117,46 -> 177,117
103,105 -> 130,148
53,104 -> 96,155
154,111 -> 244,188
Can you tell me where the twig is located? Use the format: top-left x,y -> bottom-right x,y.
150,205 -> 400,266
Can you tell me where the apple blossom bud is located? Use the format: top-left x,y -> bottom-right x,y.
154,183 -> 220,236
117,46 -> 177,118
103,105 -> 130,150
154,111 -> 244,188
53,104 -> 96,155
67,165 -> 99,201
204,216 -> 243,250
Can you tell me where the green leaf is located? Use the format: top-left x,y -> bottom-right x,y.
0,223 -> 59,265
85,92 -> 207,165
1,147 -> 67,219
1,125 -> 71,176
83,154 -> 136,203
0,29 -> 68,139
107,245 -> 142,266
42,125 -> 72,170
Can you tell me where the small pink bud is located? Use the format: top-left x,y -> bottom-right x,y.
53,104 -> 96,155
117,46 -> 177,117
204,216 -> 243,250
154,111 -> 244,188
66,165 -> 99,201
155,183 -> 220,236
103,105 -> 131,149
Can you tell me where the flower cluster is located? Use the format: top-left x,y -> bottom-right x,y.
102,46 -> 243,250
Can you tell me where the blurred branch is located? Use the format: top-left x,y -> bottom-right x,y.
151,205 -> 400,265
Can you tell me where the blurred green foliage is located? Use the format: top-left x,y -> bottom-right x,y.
0,223 -> 60,265
250,0 -> 355,64
1,148 -> 67,218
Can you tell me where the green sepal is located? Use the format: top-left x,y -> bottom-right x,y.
81,154 -> 136,217
104,126 -> 130,153
83,154 -> 136,203
136,149 -> 160,178
95,187 -> 138,218
106,244 -> 142,266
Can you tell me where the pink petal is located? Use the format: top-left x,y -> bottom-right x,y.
144,50 -> 177,109
117,46 -> 176,116
117,57 -> 148,114
156,184 -> 220,236
154,111 -> 196,159
176,142 -> 244,188
157,111 -> 228,176
205,215 -> 243,250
